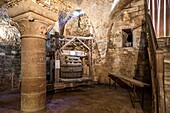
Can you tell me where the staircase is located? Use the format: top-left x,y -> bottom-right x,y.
157,37 -> 170,113
157,37 -> 170,48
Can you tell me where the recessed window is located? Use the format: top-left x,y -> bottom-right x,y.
122,29 -> 133,47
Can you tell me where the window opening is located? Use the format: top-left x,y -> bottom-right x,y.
122,29 -> 133,47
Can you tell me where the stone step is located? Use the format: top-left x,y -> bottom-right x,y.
165,91 -> 170,97
164,53 -> 170,60
157,38 -> 166,48
165,95 -> 170,111
165,91 -> 170,95
165,85 -> 170,92
165,81 -> 170,87
166,108 -> 170,113
165,97 -> 170,105
165,87 -> 170,92
164,59 -> 170,64
162,45 -> 170,52
157,37 -> 170,48
164,52 -> 170,57
164,73 -> 170,78
165,83 -> 170,88
165,91 -> 170,96
157,37 -> 165,42
164,52 -> 170,71
164,63 -> 170,71
164,76 -> 170,79
157,43 -> 166,48
165,71 -> 170,77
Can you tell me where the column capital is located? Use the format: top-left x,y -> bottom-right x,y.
16,19 -> 51,39
8,0 -> 58,38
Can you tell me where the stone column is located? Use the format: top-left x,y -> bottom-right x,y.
19,18 -> 48,113
8,1 -> 57,113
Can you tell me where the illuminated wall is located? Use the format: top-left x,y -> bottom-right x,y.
147,0 -> 170,37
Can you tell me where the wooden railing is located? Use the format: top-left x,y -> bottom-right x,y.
146,12 -> 165,113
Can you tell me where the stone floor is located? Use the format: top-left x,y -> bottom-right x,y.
0,85 -> 151,113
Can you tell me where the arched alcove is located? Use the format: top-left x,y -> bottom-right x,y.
46,9 -> 96,85
64,10 -> 93,37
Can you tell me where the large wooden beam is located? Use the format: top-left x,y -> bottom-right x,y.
108,73 -> 150,87
156,49 -> 165,113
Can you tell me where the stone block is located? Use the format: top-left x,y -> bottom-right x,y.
131,0 -> 144,7
0,45 -> 21,92
22,77 -> 46,94
165,63 -> 170,71
21,92 -> 46,112
124,7 -> 139,13
165,71 -> 170,77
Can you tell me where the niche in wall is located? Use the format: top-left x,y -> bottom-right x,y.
122,29 -> 133,47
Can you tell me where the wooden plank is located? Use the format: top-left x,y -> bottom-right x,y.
55,50 -> 60,83
146,31 -> 158,113
64,35 -> 94,40
59,77 -> 92,82
61,37 -> 76,49
88,40 -> 93,78
157,73 -> 166,113
91,39 -> 94,79
108,73 -> 150,87
60,38 -> 78,47
77,38 -> 90,50
156,49 -> 165,113
108,74 -> 133,88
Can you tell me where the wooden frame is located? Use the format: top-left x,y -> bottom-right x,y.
53,35 -> 94,89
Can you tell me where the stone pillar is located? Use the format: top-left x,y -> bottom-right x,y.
8,1 -> 57,113
19,19 -> 47,113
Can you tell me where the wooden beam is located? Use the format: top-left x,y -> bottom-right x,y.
77,38 -> 90,50
64,35 -> 94,40
108,73 -> 150,87
91,39 -> 94,79
61,37 -> 76,49
156,49 -> 165,113
88,40 -> 93,78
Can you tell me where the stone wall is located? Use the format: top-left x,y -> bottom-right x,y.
64,14 -> 91,36
4,0 -> 150,84
6,0 -> 59,13
59,0 -> 113,61
0,44 -> 21,92
96,0 -> 150,83
58,0 -> 150,84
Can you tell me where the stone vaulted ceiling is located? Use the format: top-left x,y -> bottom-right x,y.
3,0 -> 140,61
